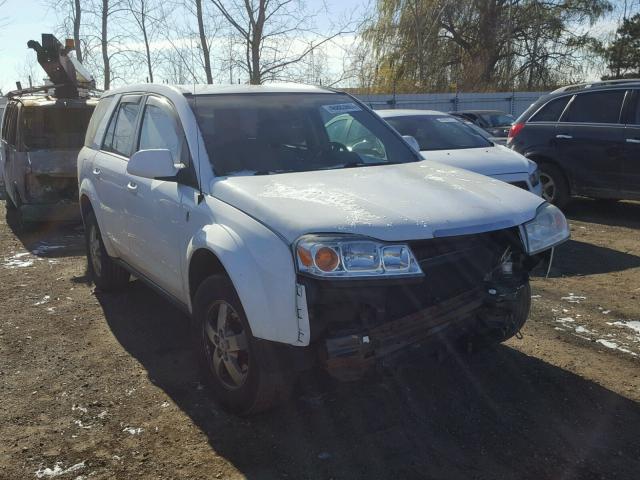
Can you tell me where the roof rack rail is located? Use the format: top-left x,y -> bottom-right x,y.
551,78 -> 640,94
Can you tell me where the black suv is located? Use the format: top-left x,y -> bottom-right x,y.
508,79 -> 640,208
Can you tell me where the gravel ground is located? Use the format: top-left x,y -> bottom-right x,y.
1,198 -> 639,480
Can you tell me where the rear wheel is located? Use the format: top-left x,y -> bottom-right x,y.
539,164 -> 570,209
85,210 -> 130,291
193,275 -> 292,415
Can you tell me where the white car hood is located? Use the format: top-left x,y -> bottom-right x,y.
421,145 -> 529,177
210,161 -> 544,244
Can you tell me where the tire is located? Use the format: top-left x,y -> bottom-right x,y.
539,163 -> 570,209
193,275 -> 292,415
85,209 -> 130,291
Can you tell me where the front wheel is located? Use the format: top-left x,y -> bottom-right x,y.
193,275 -> 292,415
539,164 -> 570,209
85,210 -> 130,291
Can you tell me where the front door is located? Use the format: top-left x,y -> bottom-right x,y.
555,89 -> 627,196
124,95 -> 196,298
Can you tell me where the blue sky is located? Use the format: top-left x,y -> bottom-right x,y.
0,0 -> 367,93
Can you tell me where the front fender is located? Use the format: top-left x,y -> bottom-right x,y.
187,222 -> 310,347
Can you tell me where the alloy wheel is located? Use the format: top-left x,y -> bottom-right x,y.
540,172 -> 556,203
202,301 -> 250,390
89,224 -> 102,277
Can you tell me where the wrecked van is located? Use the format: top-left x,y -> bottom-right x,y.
1,34 -> 97,225
78,83 -> 570,415
1,96 -> 96,223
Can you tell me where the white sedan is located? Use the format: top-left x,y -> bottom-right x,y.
376,109 -> 542,195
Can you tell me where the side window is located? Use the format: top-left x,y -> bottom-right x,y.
102,97 -> 142,157
634,90 -> 640,125
561,90 -> 626,124
326,116 -> 349,144
530,96 -> 571,122
345,118 -> 387,160
1,104 -> 11,141
85,96 -> 114,148
138,99 -> 186,164
5,104 -> 19,146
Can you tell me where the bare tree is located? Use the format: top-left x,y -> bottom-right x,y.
45,0 -> 84,61
195,0 -> 213,83
126,0 -> 161,82
210,0 -> 353,84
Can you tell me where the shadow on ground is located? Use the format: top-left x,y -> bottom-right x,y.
97,282 -> 640,480
564,198 -> 640,229
532,239 -> 640,278
5,211 -> 85,258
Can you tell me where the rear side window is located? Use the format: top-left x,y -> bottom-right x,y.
633,90 -> 640,125
102,97 -> 142,157
85,97 -> 114,148
562,90 -> 625,124
3,104 -> 19,146
530,96 -> 571,122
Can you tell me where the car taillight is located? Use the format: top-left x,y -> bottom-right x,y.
508,122 -> 525,141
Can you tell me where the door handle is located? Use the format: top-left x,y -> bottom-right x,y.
626,138 -> 640,144
556,134 -> 573,139
92,167 -> 101,176
127,181 -> 138,192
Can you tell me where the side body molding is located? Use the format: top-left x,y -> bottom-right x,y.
186,219 -> 310,347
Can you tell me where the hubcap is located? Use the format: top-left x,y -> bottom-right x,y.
89,225 -> 102,277
202,301 -> 249,390
540,172 -> 556,202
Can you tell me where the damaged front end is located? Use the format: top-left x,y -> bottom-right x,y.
297,228 -> 544,381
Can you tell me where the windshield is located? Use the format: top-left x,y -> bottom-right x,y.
384,115 -> 492,151
481,112 -> 514,127
22,105 -> 94,150
189,93 -> 417,176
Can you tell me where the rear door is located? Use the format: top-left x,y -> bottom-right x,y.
93,94 -> 143,258
555,89 -> 627,196
125,95 -> 197,298
622,89 -> 640,195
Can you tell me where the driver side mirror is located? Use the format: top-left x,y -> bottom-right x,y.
402,135 -> 420,153
127,149 -> 179,181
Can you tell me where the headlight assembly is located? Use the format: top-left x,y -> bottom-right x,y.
521,203 -> 570,255
295,235 -> 423,279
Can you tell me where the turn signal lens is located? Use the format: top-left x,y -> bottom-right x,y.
297,245 -> 313,267
315,247 -> 340,272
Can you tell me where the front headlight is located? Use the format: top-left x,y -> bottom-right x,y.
521,203 -> 570,254
295,235 -> 423,279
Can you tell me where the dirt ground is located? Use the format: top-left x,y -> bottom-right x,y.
1,198 -> 639,480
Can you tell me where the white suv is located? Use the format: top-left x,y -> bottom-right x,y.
78,84 -> 569,414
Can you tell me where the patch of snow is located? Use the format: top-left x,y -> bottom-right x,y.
602,310 -> 611,315
122,426 -> 144,435
35,461 -> 85,478
34,295 -> 51,306
596,339 -> 638,356
3,253 -> 34,268
160,401 -> 170,408
561,293 -> 586,303
73,420 -> 92,429
31,243 -> 66,255
556,317 -> 575,325
574,326 -> 593,335
609,320 -> 640,335
72,405 -> 87,414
